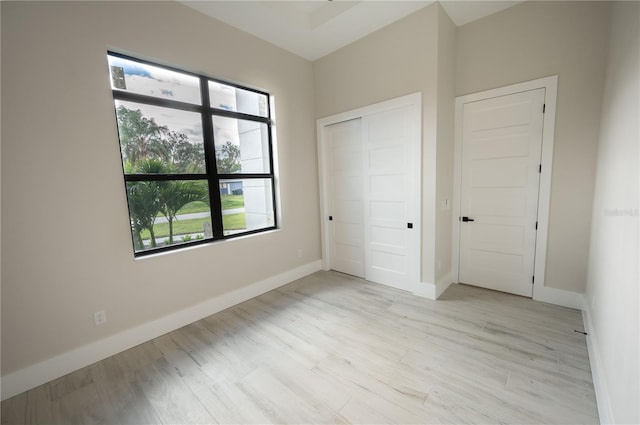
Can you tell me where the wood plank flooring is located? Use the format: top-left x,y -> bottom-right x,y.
1,271 -> 599,424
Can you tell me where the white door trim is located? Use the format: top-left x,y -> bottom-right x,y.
317,92 -> 422,286
452,76 -> 576,307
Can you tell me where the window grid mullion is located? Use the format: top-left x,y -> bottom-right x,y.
200,76 -> 225,240
210,108 -> 271,124
112,90 -> 204,114
266,98 -> 278,229
124,173 -> 208,182
217,173 -> 274,180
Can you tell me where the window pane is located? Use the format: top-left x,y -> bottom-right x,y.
213,116 -> 270,174
220,179 -> 274,236
115,100 -> 205,174
209,81 -> 268,117
108,54 -> 201,105
126,180 -> 212,253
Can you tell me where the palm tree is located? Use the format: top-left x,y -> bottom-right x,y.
126,158 -> 171,249
127,181 -> 162,249
159,181 -> 209,244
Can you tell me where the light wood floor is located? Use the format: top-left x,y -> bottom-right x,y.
2,271 -> 599,424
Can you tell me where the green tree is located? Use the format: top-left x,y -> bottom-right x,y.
166,130 -> 205,173
216,141 -> 241,174
159,181 -> 208,244
127,158 -> 171,249
116,106 -> 169,166
116,106 -> 204,172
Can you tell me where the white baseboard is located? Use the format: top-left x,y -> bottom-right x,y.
414,272 -> 453,300
412,282 -> 435,299
0,260 -> 322,401
582,296 -> 614,425
532,284 -> 584,310
434,273 -> 453,299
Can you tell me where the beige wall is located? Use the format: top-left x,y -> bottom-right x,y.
314,3 -> 456,286
586,2 -> 639,423
456,1 -> 610,292
1,1 -> 319,375
313,4 -> 437,120
435,6 -> 456,284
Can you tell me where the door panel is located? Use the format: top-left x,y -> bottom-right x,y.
363,106 -> 420,291
327,119 -> 364,278
459,88 -> 545,297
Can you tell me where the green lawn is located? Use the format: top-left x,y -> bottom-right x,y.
155,195 -> 245,218
222,213 -> 246,230
140,213 -> 247,241
175,201 -> 209,215
220,194 -> 245,210
140,217 -> 211,239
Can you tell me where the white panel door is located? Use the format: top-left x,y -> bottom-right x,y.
459,88 -> 545,297
326,118 -> 365,278
362,106 -> 420,291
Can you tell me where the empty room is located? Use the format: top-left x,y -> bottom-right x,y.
1,1 -> 638,424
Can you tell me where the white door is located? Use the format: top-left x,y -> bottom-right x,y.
323,95 -> 421,292
326,118 -> 365,278
363,106 -> 420,291
459,88 -> 545,297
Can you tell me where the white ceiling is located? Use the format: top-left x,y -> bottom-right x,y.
180,1 -> 525,61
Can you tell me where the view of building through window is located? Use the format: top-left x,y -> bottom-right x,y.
108,53 -> 276,255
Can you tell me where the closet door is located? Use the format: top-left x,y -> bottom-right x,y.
363,106 -> 420,291
321,93 -> 421,292
326,118 -> 365,278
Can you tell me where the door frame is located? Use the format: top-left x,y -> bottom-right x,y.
452,76 -> 561,304
317,92 -> 422,284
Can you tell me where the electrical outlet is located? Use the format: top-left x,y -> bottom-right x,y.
440,199 -> 450,211
94,310 -> 107,326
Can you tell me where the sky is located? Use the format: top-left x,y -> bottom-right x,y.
107,54 -> 264,149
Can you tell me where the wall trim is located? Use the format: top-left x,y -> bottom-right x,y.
414,272 -> 453,300
434,273 -> 454,299
582,296 -> 615,424
414,282 -> 437,300
0,260 -> 322,401
452,75 -> 561,305
532,284 -> 584,310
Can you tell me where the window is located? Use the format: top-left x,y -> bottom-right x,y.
108,52 -> 277,255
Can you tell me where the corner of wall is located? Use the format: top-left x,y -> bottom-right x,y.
433,0 -> 457,286
415,271 -> 453,300
582,295 -> 615,425
435,271 -> 453,299
532,284 -> 584,310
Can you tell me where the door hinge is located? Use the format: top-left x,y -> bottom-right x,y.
543,103 -> 546,113
539,164 -> 542,173
532,275 -> 535,284
535,221 -> 538,230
